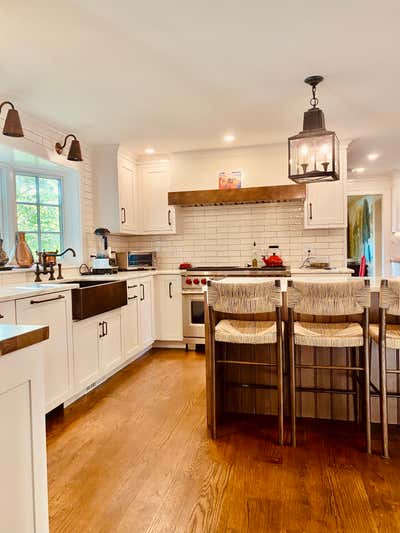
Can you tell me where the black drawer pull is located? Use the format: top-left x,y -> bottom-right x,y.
30,295 -> 65,305
0,314 -> 4,319
128,296 -> 137,301
169,281 -> 173,299
128,284 -> 138,289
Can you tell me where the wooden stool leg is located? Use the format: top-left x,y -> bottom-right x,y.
363,310 -> 372,454
379,308 -> 389,458
288,309 -> 296,447
276,310 -> 284,445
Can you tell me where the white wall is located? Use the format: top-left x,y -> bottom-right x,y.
170,142 -> 289,191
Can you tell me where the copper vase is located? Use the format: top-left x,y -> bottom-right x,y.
15,232 -> 34,268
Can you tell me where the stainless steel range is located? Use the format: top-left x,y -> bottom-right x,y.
182,265 -> 290,346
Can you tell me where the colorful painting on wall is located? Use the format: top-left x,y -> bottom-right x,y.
218,170 -> 243,189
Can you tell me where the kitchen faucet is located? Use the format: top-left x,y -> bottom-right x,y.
34,248 -> 77,282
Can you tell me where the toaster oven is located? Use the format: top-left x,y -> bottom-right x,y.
115,251 -> 157,270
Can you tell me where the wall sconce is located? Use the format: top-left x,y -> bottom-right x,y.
0,101 -> 24,137
55,134 -> 83,161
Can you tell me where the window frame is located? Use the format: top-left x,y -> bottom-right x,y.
15,172 -> 64,255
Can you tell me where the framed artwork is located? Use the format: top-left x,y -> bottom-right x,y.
218,170 -> 243,189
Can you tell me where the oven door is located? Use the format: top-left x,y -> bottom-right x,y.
182,292 -> 205,340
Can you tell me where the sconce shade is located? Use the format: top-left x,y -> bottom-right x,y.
67,139 -> 83,161
3,108 -> 24,137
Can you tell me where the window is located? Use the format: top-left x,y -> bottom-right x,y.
15,174 -> 63,254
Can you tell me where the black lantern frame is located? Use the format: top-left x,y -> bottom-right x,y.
288,76 -> 340,184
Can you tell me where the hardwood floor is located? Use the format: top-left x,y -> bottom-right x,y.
47,348 -> 400,533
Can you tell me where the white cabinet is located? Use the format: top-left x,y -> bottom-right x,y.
138,276 -> 155,348
72,316 -> 100,390
93,145 -> 138,234
122,281 -> 140,360
16,291 -> 73,413
138,160 -> 179,234
304,144 -> 348,229
99,309 -> 123,372
0,300 -> 16,323
72,309 -> 123,393
155,275 -> 183,341
0,342 -> 49,533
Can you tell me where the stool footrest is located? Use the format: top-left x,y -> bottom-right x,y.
295,364 -> 363,371
296,386 -> 357,396
216,359 -> 276,367
225,381 -> 277,391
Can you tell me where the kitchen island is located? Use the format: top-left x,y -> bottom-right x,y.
0,324 -> 50,533
204,276 -> 393,434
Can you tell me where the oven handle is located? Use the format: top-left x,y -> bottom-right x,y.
182,290 -> 205,296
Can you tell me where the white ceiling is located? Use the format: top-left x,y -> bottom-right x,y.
1,0 -> 399,174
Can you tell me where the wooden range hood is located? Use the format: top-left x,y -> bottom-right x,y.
168,184 -> 306,207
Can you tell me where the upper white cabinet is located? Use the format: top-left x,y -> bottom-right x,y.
93,145 -> 138,234
155,275 -> 183,341
304,144 -> 348,229
16,291 -> 74,413
137,160 -> 179,234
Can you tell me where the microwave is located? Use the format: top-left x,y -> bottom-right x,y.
115,251 -> 157,270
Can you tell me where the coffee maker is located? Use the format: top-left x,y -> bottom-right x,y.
92,228 -> 113,274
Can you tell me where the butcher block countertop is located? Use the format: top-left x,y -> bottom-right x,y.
0,324 -> 49,356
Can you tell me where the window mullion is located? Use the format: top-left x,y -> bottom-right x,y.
36,176 -> 42,252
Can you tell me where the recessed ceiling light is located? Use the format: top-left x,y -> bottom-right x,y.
351,167 -> 365,174
223,134 -> 235,143
367,152 -> 380,161
144,147 -> 155,154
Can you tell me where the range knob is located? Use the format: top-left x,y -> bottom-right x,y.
185,278 -> 192,285
193,278 -> 200,285
201,278 -> 207,285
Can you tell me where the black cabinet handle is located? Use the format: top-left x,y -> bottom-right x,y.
99,322 -> 104,338
30,294 -> 65,305
169,281 -> 173,299
309,202 -> 313,220
121,207 -> 126,224
128,295 -> 137,301
128,284 -> 138,289
0,314 -> 4,319
168,209 -> 172,226
103,321 -> 108,336
140,283 -> 145,301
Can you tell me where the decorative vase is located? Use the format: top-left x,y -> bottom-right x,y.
0,238 -> 9,266
15,232 -> 34,268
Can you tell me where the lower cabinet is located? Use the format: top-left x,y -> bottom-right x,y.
155,275 -> 183,341
0,300 -> 16,323
72,309 -> 123,393
16,291 -> 73,413
122,282 -> 140,360
138,276 -> 155,348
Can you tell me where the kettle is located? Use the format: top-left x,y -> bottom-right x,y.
262,245 -> 283,267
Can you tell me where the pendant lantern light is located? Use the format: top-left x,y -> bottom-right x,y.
288,76 -> 339,183
0,101 -> 24,137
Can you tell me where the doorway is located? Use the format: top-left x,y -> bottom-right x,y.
347,194 -> 383,276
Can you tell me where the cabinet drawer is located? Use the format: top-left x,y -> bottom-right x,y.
0,300 -> 16,324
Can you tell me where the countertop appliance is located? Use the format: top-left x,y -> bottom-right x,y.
262,245 -> 284,267
115,251 -> 157,271
182,265 -> 291,346
93,228 -> 113,274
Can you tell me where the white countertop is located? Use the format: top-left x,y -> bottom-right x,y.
0,282 -> 80,303
291,267 -> 354,275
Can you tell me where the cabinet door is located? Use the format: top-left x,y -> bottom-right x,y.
16,292 -> 73,413
138,277 -> 155,347
72,316 -> 100,391
156,275 -> 183,341
0,300 -> 16,323
99,309 -> 123,373
119,159 -> 138,234
304,179 -> 346,228
122,283 -> 140,360
139,164 -> 176,233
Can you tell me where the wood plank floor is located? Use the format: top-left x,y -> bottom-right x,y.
47,348 -> 400,533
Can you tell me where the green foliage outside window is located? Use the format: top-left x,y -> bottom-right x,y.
16,174 -> 63,255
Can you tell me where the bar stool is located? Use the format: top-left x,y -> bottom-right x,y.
369,279 -> 400,458
207,279 -> 284,445
287,279 -> 371,452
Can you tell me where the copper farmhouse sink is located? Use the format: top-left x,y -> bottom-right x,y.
65,280 -> 127,320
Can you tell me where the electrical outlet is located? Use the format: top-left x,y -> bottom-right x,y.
303,245 -> 314,256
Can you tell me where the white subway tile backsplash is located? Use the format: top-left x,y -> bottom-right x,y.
129,201 -> 346,270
